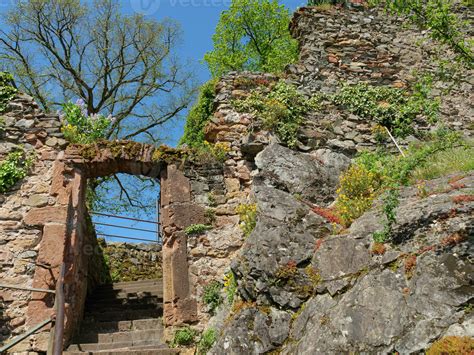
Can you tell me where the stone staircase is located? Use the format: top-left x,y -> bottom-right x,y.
65,279 -> 177,355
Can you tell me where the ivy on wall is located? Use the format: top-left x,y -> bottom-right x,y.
0,72 -> 17,113
0,150 -> 33,193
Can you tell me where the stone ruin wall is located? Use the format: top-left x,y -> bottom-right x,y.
287,5 -> 473,155
1,4 -> 473,353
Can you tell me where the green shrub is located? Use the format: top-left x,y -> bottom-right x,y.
0,150 -> 33,193
0,72 -> 17,113
236,203 -> 258,237
172,327 -> 196,347
197,328 -> 217,354
335,129 -> 466,228
184,224 -> 213,236
202,281 -> 223,314
60,100 -> 112,144
180,80 -> 218,147
234,81 -> 319,148
332,81 -> 439,138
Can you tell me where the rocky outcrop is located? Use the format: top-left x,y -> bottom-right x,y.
212,170 -> 473,354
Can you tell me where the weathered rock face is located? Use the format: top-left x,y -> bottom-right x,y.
212,173 -> 473,354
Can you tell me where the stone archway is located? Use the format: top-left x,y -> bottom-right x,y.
23,141 -> 202,347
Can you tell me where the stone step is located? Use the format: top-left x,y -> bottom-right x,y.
64,347 -> 179,355
93,280 -> 163,293
85,300 -> 162,313
67,339 -> 164,352
76,328 -> 164,344
80,318 -> 163,333
84,308 -> 162,322
91,288 -> 163,300
105,279 -> 163,289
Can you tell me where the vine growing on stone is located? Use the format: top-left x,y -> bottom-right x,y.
0,150 -> 33,193
0,72 -> 17,114
234,81 -> 319,148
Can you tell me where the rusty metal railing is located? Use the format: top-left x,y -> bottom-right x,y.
0,263 -> 66,354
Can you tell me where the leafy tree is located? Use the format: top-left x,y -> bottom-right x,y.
0,0 -> 195,216
0,0 -> 194,142
204,0 -> 298,77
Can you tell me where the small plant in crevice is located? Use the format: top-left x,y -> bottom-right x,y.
184,224 -> 212,236
193,141 -> 231,164
172,326 -> 196,347
60,100 -> 114,144
236,203 -> 257,238
371,242 -> 387,255
205,208 -> 216,224
233,81 -> 320,148
0,150 -> 34,193
404,254 -> 418,280
197,328 -> 217,355
202,281 -> 223,315
275,260 -> 298,285
372,188 -> 400,243
223,271 -> 238,304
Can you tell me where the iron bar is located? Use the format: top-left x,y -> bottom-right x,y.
156,198 -> 160,243
0,284 -> 55,294
90,212 -> 160,225
0,318 -> 53,353
96,233 -> 160,244
52,263 -> 66,355
94,222 -> 157,234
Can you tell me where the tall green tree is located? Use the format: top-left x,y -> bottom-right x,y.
204,0 -> 298,77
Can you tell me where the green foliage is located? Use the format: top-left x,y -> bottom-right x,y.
202,281 -> 223,314
180,80 -> 218,147
204,0 -> 298,77
369,0 -> 473,66
236,203 -> 258,237
184,224 -> 213,236
172,327 -> 196,347
335,129 -> 465,227
197,328 -> 217,355
411,144 -> 474,181
61,100 -> 112,144
194,141 -> 231,164
223,271 -> 238,304
0,72 -> 17,113
308,0 -> 344,6
234,81 -> 319,147
332,81 -> 439,137
0,150 -> 33,193
335,164 -> 381,226
372,188 -> 400,243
